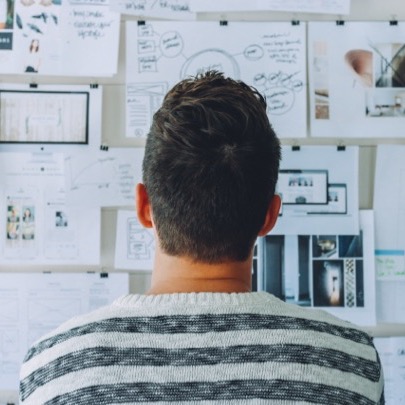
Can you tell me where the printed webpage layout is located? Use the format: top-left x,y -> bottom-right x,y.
0,0 -> 119,76
309,22 -> 405,138
0,152 -> 100,265
126,21 -> 307,139
272,145 -> 359,236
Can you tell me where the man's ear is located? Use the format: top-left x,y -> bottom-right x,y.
258,194 -> 281,236
135,183 -> 153,228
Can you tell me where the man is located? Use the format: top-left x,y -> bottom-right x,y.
20,71 -> 384,404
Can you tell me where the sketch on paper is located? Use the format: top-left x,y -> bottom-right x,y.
115,210 -> 155,270
126,21 -> 307,138
127,217 -> 154,261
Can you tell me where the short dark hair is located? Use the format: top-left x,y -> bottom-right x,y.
143,71 -> 281,263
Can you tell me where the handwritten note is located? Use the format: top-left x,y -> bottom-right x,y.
60,0 -> 120,76
376,251 -> 405,280
0,0 -> 119,76
110,0 -> 195,19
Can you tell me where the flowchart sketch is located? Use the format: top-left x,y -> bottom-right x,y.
115,209 -> 155,270
309,22 -> 405,138
0,272 -> 129,394
65,147 -> 144,207
126,21 -> 307,139
110,0 -> 195,19
272,146 -> 359,236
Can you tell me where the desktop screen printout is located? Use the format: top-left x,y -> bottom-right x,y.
0,90 -> 89,144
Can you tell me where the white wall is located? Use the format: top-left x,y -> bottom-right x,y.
1,0 -> 405,333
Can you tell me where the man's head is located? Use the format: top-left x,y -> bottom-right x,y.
140,71 -> 281,264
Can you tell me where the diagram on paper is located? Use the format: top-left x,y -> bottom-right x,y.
126,21 -> 307,138
64,148 -> 143,207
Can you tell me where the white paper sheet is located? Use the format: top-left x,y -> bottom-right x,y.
110,0 -> 195,19
309,22 -> 405,138
0,83 -> 102,150
126,21 -> 307,139
259,210 -> 375,326
374,145 -> 405,323
0,272 -> 129,394
0,152 -> 100,265
114,209 -> 155,271
272,146 -> 359,235
0,0 -> 119,76
374,337 -> 405,405
190,0 -> 350,14
65,147 -> 144,207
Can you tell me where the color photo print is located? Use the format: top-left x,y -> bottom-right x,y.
257,211 -> 376,325
312,234 -> 364,307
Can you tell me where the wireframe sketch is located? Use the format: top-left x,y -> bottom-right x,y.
127,217 -> 154,260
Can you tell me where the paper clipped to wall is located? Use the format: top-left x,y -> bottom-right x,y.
272,145 -> 359,236
190,0 -> 350,15
126,21 -> 307,139
0,272 -> 129,395
115,209 -> 155,271
0,0 -> 120,76
309,22 -> 405,138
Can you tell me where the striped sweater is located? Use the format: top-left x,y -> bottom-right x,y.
20,292 -> 384,404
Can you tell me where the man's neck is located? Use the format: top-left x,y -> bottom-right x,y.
146,250 -> 252,295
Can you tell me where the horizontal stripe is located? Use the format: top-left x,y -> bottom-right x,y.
21,328 -> 377,379
42,380 -> 375,405
375,249 -> 405,256
24,314 -> 373,362
22,362 -> 378,404
20,344 -> 380,401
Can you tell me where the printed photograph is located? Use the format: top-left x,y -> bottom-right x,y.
312,259 -> 344,307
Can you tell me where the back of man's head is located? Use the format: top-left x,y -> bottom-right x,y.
143,70 -> 281,264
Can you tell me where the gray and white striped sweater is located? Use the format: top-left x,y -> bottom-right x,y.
20,292 -> 384,404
